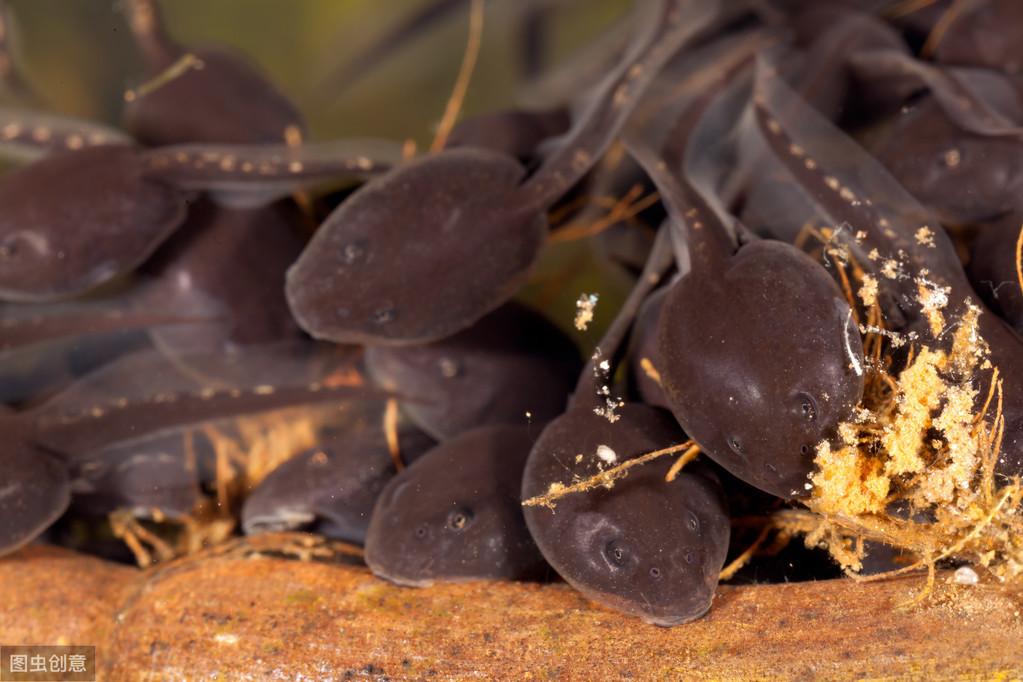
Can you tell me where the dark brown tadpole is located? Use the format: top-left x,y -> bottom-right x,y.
0,134 -> 407,303
923,0 -> 1023,75
752,51 -> 1023,478
138,137 -> 402,209
0,145 -> 188,303
138,198 -> 308,354
365,301 -> 581,441
364,424 -> 548,586
780,3 -> 908,121
120,0 -> 304,145
0,416 -> 70,557
624,72 -> 864,500
521,219 -> 729,626
0,296 -> 218,356
67,430 -> 202,520
521,404 -> 728,627
242,402 -> 435,545
0,108 -> 131,162
849,47 -> 1023,226
285,0 -> 728,346
867,97 -> 1022,225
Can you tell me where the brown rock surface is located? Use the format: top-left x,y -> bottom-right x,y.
1,534 -> 1020,680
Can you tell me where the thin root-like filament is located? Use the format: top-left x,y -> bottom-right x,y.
430,0 -> 484,152
522,441 -> 694,509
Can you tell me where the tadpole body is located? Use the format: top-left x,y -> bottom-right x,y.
242,403 -> 435,545
625,70 -> 864,499
522,404 -> 729,626
365,424 -> 547,586
365,302 -> 580,441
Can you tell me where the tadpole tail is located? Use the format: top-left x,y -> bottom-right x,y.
120,0 -> 182,70
751,47 -> 972,309
514,0 -> 729,214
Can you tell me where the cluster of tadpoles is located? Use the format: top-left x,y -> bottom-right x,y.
2,0 -> 1023,627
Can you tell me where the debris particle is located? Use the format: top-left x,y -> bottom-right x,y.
881,258 -> 902,280
916,276 -> 951,338
596,444 -> 618,465
954,566 -> 979,586
858,324 -> 918,348
915,226 -> 936,248
639,357 -> 662,385
858,274 -> 878,307
591,349 -> 624,423
574,293 -> 599,330
594,399 -> 624,424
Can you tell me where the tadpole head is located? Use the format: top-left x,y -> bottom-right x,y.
242,408 -> 436,545
1,440 -> 71,557
871,98 -> 1020,224
0,145 -> 187,302
522,404 -> 730,626
124,47 -> 305,146
285,148 -> 547,345
365,425 -> 544,586
658,241 -> 865,499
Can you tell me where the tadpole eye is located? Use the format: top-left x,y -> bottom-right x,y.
414,524 -> 429,539
686,511 -> 700,533
603,540 -> 628,568
649,567 -> 662,579
800,444 -> 810,455
446,508 -> 473,531
728,436 -> 744,456
797,393 -> 817,421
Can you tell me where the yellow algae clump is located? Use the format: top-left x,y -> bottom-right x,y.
810,441 -> 889,515
881,347 -> 945,477
915,226 -> 936,247
858,274 -> 878,308
786,249 -> 1023,590
925,383 -> 980,506
916,278 -> 950,338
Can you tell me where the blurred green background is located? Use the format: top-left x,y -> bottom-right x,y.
6,0 -> 628,145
